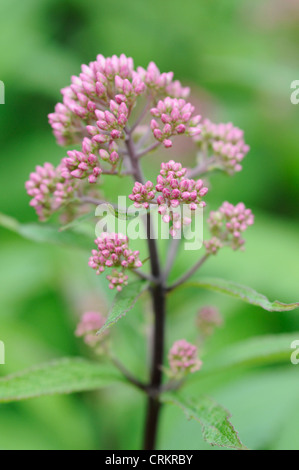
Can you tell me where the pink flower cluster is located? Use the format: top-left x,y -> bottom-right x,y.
89,233 -> 142,291
62,145 -> 103,184
48,55 -> 190,148
75,312 -> 107,347
129,181 -> 156,209
87,100 -> 129,143
151,98 -> 201,148
156,160 -> 208,236
195,120 -> 250,175
114,74 -> 146,104
48,54 -> 134,146
168,339 -> 202,377
204,237 -> 223,255
157,161 -> 208,208
25,163 -> 76,221
106,270 -> 129,292
48,102 -> 86,146
197,306 -> 223,336
46,54 -> 196,208
205,201 -> 254,253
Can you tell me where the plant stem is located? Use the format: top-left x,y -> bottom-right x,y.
128,97 -> 152,134
137,141 -> 160,159
143,280 -> 166,450
133,269 -> 157,283
187,156 -> 217,179
142,213 -> 166,450
110,356 -> 147,393
163,237 -> 181,282
78,196 -> 117,208
125,132 -> 166,450
167,253 -> 210,291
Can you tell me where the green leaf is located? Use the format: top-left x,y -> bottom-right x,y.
202,333 -> 299,375
162,393 -> 247,450
0,213 -> 91,251
0,213 -> 20,232
98,280 -> 149,336
182,278 -> 299,312
0,358 -> 124,403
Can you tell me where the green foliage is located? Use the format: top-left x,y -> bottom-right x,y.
0,358 -> 124,403
162,393 -> 247,450
0,213 -> 92,251
98,281 -> 149,335
202,333 -> 299,375
181,278 -> 299,312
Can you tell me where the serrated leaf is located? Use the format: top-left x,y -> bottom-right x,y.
162,393 -> 247,450
202,333 -> 299,375
0,358 -> 124,403
182,278 -> 299,312
98,281 -> 149,336
0,212 -> 91,250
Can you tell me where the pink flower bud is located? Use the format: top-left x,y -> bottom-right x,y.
96,81 -> 106,96
163,139 -> 173,148
123,79 -> 133,95
153,129 -> 163,141
110,151 -> 119,163
168,340 -> 202,376
99,149 -> 109,161
151,119 -> 159,130
110,129 -> 121,139
115,94 -> 126,104
115,75 -> 124,89
105,111 -> 116,125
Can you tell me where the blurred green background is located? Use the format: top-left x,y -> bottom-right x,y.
0,0 -> 299,450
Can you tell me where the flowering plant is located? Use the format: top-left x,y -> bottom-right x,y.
0,54 -> 298,450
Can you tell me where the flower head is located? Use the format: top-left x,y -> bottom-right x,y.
88,100 -> 130,144
48,103 -> 86,146
25,163 -> 77,221
205,201 -> 254,253
62,146 -> 103,184
75,312 -> 107,347
156,160 -> 208,236
129,181 -> 156,209
194,120 -> 250,175
168,339 -> 202,377
151,98 -> 201,148
89,233 -> 142,290
48,54 -> 137,146
50,55 -> 191,149
204,237 -> 223,255
106,270 -> 129,292
197,306 -> 223,336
